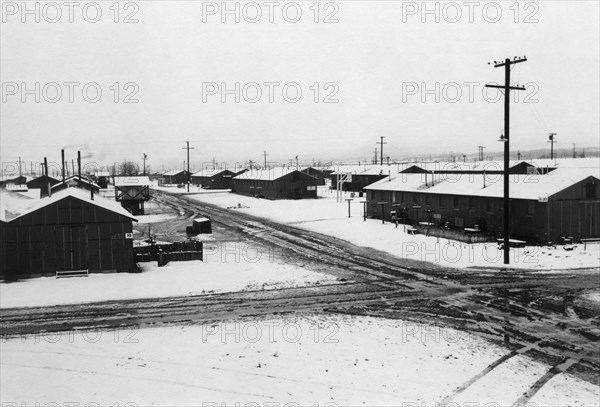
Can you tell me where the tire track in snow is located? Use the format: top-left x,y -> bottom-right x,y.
513,357 -> 580,406
437,343 -> 539,405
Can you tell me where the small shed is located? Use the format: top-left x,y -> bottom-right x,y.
193,217 -> 212,234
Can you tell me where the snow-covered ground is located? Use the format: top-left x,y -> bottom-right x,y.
179,187 -> 600,271
134,213 -> 178,224
152,185 -> 230,195
2,314 -> 598,406
0,258 -> 338,309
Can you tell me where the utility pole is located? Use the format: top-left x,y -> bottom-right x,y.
182,141 -> 195,192
486,56 -> 527,265
373,148 -> 378,164
478,146 -> 485,161
18,156 -> 22,179
263,151 -> 268,169
142,153 -> 147,176
517,151 -> 521,160
548,133 -> 557,160
377,137 -> 387,165
295,155 -> 299,170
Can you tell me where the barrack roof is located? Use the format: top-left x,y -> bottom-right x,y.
1,187 -> 137,223
364,168 -> 598,201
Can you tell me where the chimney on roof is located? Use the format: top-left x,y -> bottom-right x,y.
44,157 -> 51,197
90,187 -> 94,201
77,151 -> 81,181
61,149 -> 65,183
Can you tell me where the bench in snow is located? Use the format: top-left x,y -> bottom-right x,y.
56,269 -> 89,278
582,238 -> 600,249
581,238 -> 600,243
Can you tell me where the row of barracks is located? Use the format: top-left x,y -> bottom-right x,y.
364,169 -> 599,243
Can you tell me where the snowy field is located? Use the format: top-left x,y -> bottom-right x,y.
176,187 -> 600,271
0,259 -> 338,309
2,314 -> 598,406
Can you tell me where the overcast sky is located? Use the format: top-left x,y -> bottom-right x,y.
1,0 -> 598,171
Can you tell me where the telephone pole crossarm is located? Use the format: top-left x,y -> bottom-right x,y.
493,57 -> 527,67
485,84 -> 527,91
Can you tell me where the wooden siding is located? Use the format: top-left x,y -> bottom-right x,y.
233,171 -> 318,200
191,170 -> 237,190
366,176 -> 600,243
1,196 -> 135,279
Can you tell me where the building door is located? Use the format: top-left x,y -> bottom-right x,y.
55,225 -> 88,270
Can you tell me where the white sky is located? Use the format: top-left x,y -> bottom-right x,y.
1,0 -> 599,171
